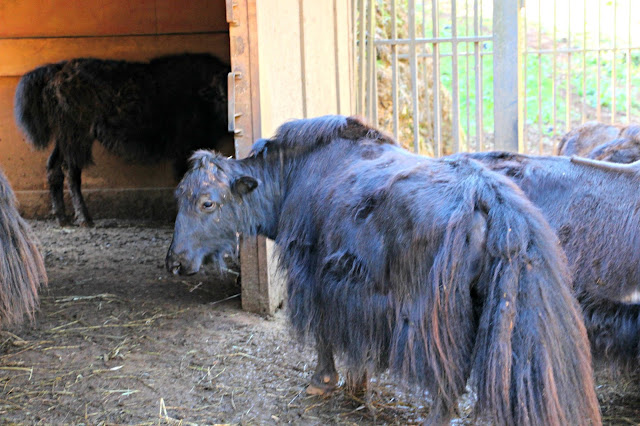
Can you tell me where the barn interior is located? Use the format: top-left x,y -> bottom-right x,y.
0,0 -> 639,423
0,0 -> 234,221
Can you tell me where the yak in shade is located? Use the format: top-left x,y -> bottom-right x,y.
468,151 -> 640,369
0,167 -> 47,326
165,115 -> 601,425
557,121 -> 640,163
14,53 -> 232,226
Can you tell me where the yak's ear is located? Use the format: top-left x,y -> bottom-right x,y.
232,176 -> 259,195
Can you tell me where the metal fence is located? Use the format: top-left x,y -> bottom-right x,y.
522,0 -> 640,153
356,0 -> 640,155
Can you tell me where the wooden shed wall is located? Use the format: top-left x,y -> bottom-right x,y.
0,0 -> 231,220
236,0 -> 354,314
255,0 -> 353,138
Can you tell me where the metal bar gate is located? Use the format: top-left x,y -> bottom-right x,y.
356,0 -> 640,155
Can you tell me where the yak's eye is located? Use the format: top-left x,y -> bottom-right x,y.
201,200 -> 218,211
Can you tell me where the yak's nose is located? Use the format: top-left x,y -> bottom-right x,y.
165,250 -> 182,275
169,260 -> 182,275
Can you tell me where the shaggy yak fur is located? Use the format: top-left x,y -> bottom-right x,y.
557,121 -> 640,163
0,168 -> 47,326
14,53 -> 232,226
467,151 -> 640,369
166,115 -> 601,425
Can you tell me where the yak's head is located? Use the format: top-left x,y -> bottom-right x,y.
166,151 -> 259,275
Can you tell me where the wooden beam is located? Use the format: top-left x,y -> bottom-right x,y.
0,0 -> 228,38
0,33 -> 230,77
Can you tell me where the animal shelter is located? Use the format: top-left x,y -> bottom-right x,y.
0,0 -> 354,315
1,0 -> 640,423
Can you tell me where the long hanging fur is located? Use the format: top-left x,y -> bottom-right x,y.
168,116 -> 601,425
467,151 -> 640,369
13,61 -> 66,149
0,168 -> 47,325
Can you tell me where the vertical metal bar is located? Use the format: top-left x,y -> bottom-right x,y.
582,0 -> 587,124
611,0 -> 617,124
538,0 -> 543,152
522,0 -> 528,152
552,0 -> 557,137
432,0 -> 442,156
597,0 -> 602,121
351,0 -> 356,113
493,0 -> 520,151
357,0 -> 365,116
391,0 -> 399,140
299,0 -> 308,118
517,0 -> 525,153
465,0 -> 471,149
479,0 -> 485,149
627,0 -> 632,123
409,0 -> 420,152
451,0 -> 460,153
473,0 -> 482,152
431,0 -> 442,157
566,0 -> 571,132
421,0 -> 429,151
366,0 -> 375,121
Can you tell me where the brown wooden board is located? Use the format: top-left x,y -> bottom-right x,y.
0,33 -> 230,77
0,0 -> 227,38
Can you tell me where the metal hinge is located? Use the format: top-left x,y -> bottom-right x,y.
227,71 -> 243,135
226,0 -> 239,26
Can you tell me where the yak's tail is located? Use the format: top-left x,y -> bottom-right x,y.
0,169 -> 48,326
582,298 -> 640,369
409,161 -> 601,425
14,62 -> 63,149
471,170 -> 600,425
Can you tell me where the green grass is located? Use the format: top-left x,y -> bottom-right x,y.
369,0 -> 640,142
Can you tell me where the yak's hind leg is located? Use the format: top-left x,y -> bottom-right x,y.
46,145 -> 69,225
306,336 -> 340,396
66,164 -> 92,227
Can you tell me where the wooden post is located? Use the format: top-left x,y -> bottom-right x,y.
229,0 -> 353,314
228,0 -> 285,315
493,0 -> 524,152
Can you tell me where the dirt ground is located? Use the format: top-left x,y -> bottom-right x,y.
0,220 -> 639,425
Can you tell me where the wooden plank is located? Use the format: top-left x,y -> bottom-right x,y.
301,0 -> 339,118
156,0 -> 228,34
335,0 -> 354,114
233,0 -> 286,315
0,33 -> 230,77
0,0 -> 228,38
256,0 -> 304,135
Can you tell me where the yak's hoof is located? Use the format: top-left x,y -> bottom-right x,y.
75,217 -> 94,227
306,372 -> 339,396
55,215 -> 72,227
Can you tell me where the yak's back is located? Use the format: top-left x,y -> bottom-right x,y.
34,53 -> 229,163
557,122 -> 640,163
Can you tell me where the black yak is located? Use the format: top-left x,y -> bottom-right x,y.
0,167 -> 47,326
165,116 -> 601,425
14,53 -> 231,226
466,151 -> 640,369
557,122 -> 640,163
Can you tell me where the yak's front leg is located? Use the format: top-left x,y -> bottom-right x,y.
46,145 -> 69,225
66,165 -> 93,227
306,336 -> 340,396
